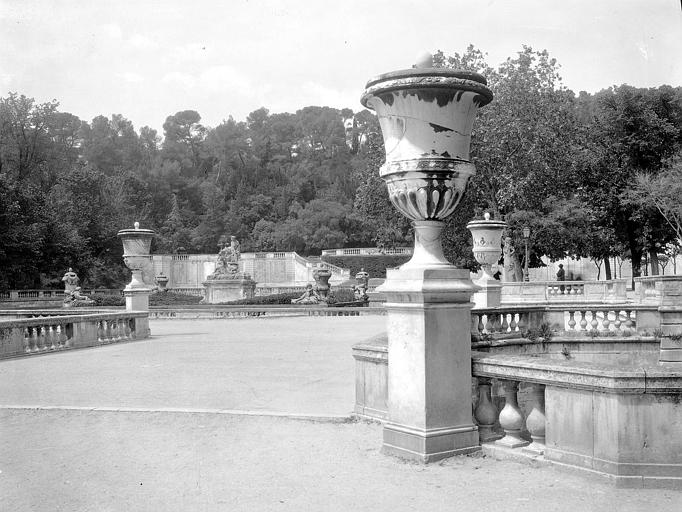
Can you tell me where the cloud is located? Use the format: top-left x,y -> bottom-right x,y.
118,72 -> 144,83
198,66 -> 251,95
129,34 -> 158,50
161,71 -> 196,89
101,23 -> 122,39
161,66 -> 252,96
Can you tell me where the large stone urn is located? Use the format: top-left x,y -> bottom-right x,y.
361,54 -> 493,462
117,222 -> 155,312
466,212 -> 507,307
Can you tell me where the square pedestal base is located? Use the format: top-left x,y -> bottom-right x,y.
383,423 -> 480,463
124,288 -> 150,311
203,278 -> 256,304
472,281 -> 501,308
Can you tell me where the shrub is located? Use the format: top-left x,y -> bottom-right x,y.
82,294 -> 125,307
149,292 -> 203,306
321,254 -> 411,278
222,292 -> 302,305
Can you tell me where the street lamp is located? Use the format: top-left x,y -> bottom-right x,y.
523,226 -> 531,282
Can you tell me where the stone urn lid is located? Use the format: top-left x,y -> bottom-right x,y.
117,221 -> 155,239
466,212 -> 507,231
361,67 -> 493,109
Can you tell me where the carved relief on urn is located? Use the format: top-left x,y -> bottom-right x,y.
361,63 -> 493,269
117,222 -> 155,290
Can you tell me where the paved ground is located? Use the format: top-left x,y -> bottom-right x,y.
1,317 -> 681,511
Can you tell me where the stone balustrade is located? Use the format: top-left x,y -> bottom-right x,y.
501,279 -> 628,304
635,275 -> 682,306
0,289 -> 122,301
0,311 -> 149,359
320,247 -> 413,256
471,352 -> 682,488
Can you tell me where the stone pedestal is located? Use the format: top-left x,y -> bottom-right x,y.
471,279 -> 502,308
379,267 -> 480,462
124,288 -> 151,311
203,277 -> 256,304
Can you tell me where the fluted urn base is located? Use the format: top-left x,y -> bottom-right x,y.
402,221 -> 451,270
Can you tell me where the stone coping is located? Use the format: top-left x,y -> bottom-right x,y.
0,310 -> 148,328
472,352 -> 682,393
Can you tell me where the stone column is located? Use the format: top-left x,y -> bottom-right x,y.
362,55 -> 493,462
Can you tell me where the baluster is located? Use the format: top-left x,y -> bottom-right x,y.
500,314 -> 510,333
628,310 -> 636,332
602,310 -> 611,332
477,314 -> 485,335
38,326 -> 48,351
576,285 -> 584,296
58,324 -> 67,348
104,320 -> 111,343
23,327 -> 32,353
122,319 -> 130,340
624,310 -> 634,334
567,310 -> 577,331
495,380 -> 529,448
48,325 -> 56,350
492,314 -> 503,334
523,383 -> 546,455
590,311 -> 599,332
97,320 -> 104,343
129,319 -> 137,339
508,313 -> 518,332
471,314 -> 480,338
517,313 -> 528,334
113,320 -> 122,341
31,326 -> 41,352
474,378 -> 501,442
579,311 -> 588,331
613,310 -> 622,333
483,314 -> 494,334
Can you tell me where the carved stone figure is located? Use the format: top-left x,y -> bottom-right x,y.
291,284 -> 321,304
354,268 -> 370,301
502,236 -> 517,282
62,287 -> 94,307
207,236 -> 241,280
61,268 -> 79,293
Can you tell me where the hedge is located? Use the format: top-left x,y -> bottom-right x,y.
321,254 -> 411,278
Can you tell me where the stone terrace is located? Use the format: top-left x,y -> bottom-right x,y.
1,316 -> 681,511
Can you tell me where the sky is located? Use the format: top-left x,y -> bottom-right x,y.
1,0 -> 681,134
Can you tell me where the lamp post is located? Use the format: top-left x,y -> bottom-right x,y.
523,226 -> 531,282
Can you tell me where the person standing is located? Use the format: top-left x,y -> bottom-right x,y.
556,264 -> 566,293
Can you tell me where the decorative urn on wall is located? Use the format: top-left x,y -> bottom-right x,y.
466,212 -> 507,307
117,222 -> 155,312
360,53 -> 493,462
117,222 -> 155,290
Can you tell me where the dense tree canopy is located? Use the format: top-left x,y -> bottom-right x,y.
1,46 -> 681,288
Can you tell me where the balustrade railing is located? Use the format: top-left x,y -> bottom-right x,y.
0,289 -> 123,301
321,247 -> 413,256
561,307 -> 636,335
501,279 -> 628,304
0,311 -> 149,359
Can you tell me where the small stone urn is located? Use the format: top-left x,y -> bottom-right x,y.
117,222 -> 155,311
466,212 -> 507,307
313,266 -> 332,299
155,272 -> 169,292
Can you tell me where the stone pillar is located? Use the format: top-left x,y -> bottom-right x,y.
381,267 -> 480,461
